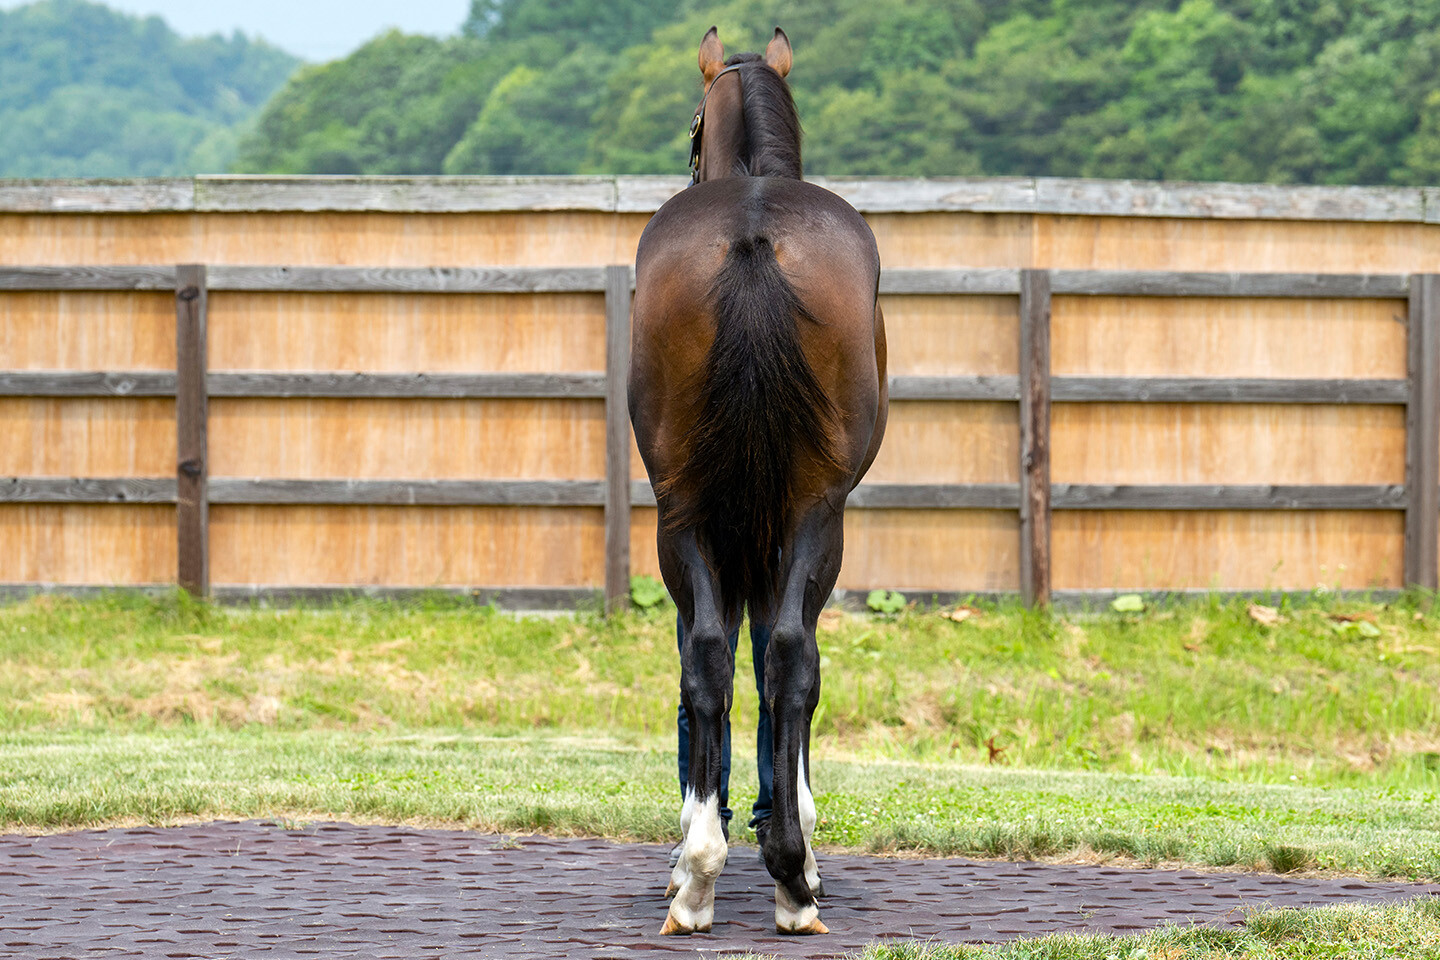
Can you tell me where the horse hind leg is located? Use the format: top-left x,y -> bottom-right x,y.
661,536 -> 732,935
764,505 -> 844,935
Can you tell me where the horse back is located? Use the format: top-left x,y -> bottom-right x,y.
631,177 -> 883,493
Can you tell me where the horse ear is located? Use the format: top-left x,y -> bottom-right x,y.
764,27 -> 792,77
699,26 -> 725,83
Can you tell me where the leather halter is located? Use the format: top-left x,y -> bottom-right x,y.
688,63 -> 746,184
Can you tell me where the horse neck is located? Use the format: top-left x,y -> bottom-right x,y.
700,66 -> 802,181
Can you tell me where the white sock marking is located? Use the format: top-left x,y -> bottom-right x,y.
665,792 -> 727,932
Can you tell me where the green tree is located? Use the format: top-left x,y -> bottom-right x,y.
0,0 -> 297,176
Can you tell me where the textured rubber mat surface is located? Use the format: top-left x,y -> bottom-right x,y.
1,821 -> 1435,958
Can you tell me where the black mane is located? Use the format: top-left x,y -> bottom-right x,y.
724,53 -> 802,179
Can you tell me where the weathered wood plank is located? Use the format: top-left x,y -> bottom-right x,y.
1033,178 -> 1426,223
208,478 -> 608,506
1019,269 -> 1053,606
206,372 -> 606,399
845,483 -> 1020,509
5,475 -> 1403,511
888,375 -> 1021,401
879,268 -> 1020,295
0,477 -> 177,503
1053,484 -> 1405,510
207,265 -> 608,293
1051,377 -> 1408,404
2,176 -> 1437,222
0,371 -> 1405,404
0,372 -> 176,396
0,179 -> 194,213
175,264 -> 208,597
195,175 -> 620,213
604,265 -> 632,614
1051,270 -> 1409,299
1405,274 -> 1440,589
0,266 -> 177,291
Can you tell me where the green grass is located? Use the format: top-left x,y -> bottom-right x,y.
3,730 -> 1439,880
2,591 -> 1438,882
2,590 -> 1438,787
816,897 -> 1440,959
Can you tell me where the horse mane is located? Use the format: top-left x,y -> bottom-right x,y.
724,53 -> 802,179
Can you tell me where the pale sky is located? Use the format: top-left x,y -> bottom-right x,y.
3,0 -> 473,61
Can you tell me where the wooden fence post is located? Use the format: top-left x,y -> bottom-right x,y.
175,264 -> 209,597
1405,273 -> 1440,592
1019,269 -> 1052,606
604,265 -> 632,614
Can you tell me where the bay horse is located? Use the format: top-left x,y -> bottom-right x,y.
628,26 -> 888,936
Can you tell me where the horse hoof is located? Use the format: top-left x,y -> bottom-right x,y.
777,917 -> 828,935
811,878 -> 826,899
664,878 -> 677,898
660,913 -> 710,936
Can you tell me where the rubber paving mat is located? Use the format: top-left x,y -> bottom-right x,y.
1,821 -> 1436,959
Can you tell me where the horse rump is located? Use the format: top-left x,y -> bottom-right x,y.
658,233 -> 840,622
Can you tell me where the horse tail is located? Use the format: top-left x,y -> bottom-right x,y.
659,234 -> 840,621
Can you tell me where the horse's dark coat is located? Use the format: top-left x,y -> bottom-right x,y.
629,27 -> 888,929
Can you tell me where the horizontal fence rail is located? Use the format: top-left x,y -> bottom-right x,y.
0,262 -> 1434,607
6,175 -> 1440,224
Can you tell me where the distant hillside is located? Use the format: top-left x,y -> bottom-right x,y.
0,0 -> 300,177
236,0 -> 1440,185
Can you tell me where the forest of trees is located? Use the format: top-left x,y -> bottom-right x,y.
0,0 -> 297,177
11,0 -> 1440,185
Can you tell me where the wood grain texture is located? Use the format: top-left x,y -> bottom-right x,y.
634,506 -> 1024,589
175,263 -> 208,596
209,398 -> 605,480
209,505 -> 603,587
208,478 -> 605,506
194,176 -> 620,213
603,264 -> 631,613
206,372 -> 606,399
1052,403 -> 1405,485
878,269 -> 1019,294
629,506 -> 660,579
10,177 -> 1435,223
1052,297 -> 1408,379
0,372 -> 176,397
0,504 -> 175,583
0,213 -> 651,267
1051,378 -> 1406,404
864,213 -> 1033,269
0,398 -> 174,475
1406,275 -> 1440,589
879,295 -> 1018,376
837,509 -> 1021,592
1019,269 -> 1052,605
1034,217 -> 1440,273
888,376 -> 1021,400
0,179 -> 194,213
208,292 -> 606,373
862,401 -> 1019,484
1050,270 -> 1407,298
1053,510 -> 1403,590
0,477 -> 176,503
208,265 -> 608,293
0,266 -> 175,290
1053,484 -> 1404,510
0,291 -> 174,371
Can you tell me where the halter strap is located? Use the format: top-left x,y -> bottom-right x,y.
688,63 -> 746,184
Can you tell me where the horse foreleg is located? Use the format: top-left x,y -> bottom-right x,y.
662,539 -> 733,935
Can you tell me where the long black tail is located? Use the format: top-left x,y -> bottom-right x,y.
661,234 -> 839,621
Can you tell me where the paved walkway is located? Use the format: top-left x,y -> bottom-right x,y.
1,821 -> 1435,959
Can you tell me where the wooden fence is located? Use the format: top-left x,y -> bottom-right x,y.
3,175 -> 1440,605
